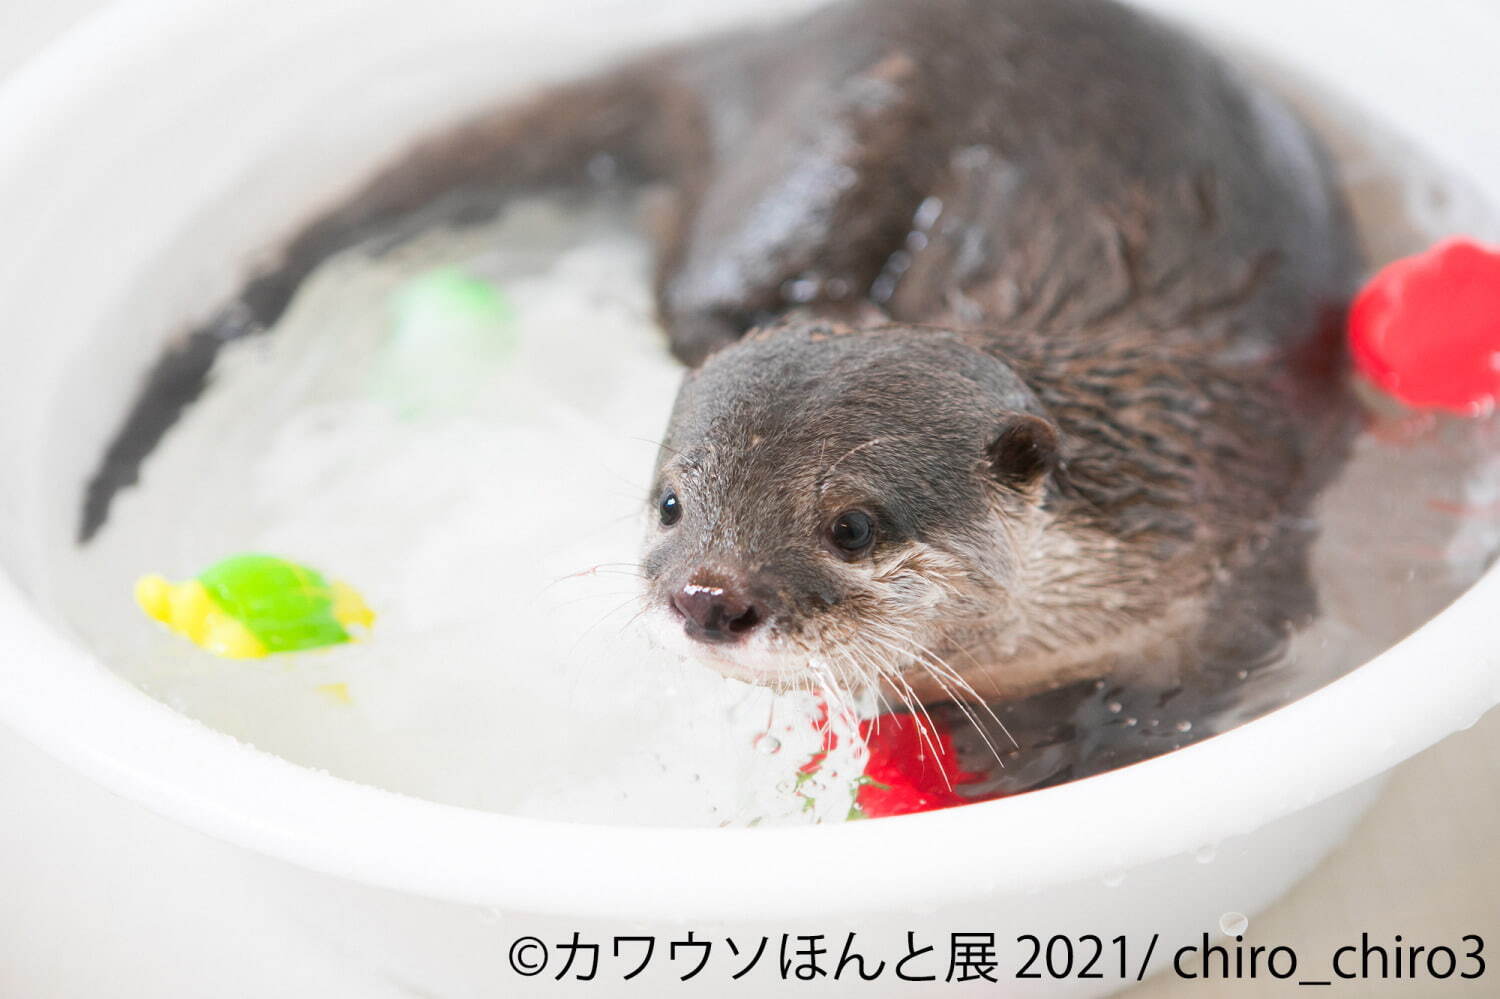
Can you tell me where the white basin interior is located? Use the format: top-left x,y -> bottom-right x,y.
1,1 -> 1499,995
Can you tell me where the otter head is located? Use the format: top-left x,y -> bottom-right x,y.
641,319 -> 1063,696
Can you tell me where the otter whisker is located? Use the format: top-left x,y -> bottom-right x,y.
523,583 -> 641,621
828,650 -> 875,734
848,640 -> 950,783
809,660 -> 851,735
873,660 -> 955,791
613,601 -> 656,638
911,661 -> 1006,770
567,591 -> 648,657
540,563 -> 647,600
816,658 -> 858,729
868,639 -> 998,763
548,561 -> 647,583
838,647 -> 898,724
542,588 -> 643,612
860,630 -> 1005,769
626,436 -> 681,458
561,592 -> 647,704
888,632 -> 1018,751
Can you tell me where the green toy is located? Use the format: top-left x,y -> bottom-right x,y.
369,266 -> 518,415
135,554 -> 374,659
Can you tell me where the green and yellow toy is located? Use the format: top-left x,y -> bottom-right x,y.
135,554 -> 374,659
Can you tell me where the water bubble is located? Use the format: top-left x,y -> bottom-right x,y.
754,734 -> 782,755
1102,871 -> 1127,888
1107,701 -> 1123,714
1124,717 -> 1138,727
1219,912 -> 1249,936
1194,843 -> 1217,864
1235,670 -> 1249,681
1175,720 -> 1193,733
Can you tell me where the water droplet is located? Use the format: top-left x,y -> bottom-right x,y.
1107,701 -> 1123,714
913,196 -> 944,230
754,734 -> 782,755
1194,844 -> 1217,864
1124,717 -> 1138,727
585,153 -> 618,184
781,276 -> 821,304
1102,870 -> 1126,888
1235,670 -> 1249,681
1175,720 -> 1193,733
1219,912 -> 1249,936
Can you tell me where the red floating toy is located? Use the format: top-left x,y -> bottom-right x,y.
853,713 -> 986,818
1349,237 -> 1500,415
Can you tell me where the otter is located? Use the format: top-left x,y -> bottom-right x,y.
81,0 -> 1359,713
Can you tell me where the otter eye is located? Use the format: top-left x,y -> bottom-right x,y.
828,509 -> 875,555
659,490 -> 682,527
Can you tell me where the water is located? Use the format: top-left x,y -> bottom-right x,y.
55,61 -> 1500,826
63,197 -> 871,826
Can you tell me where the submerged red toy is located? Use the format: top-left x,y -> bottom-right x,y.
853,713 -> 986,819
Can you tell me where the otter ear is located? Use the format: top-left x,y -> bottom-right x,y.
986,413 -> 1060,491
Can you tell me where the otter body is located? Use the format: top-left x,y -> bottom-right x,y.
84,0 -> 1360,705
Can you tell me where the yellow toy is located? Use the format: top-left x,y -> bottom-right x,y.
135,553 -> 374,659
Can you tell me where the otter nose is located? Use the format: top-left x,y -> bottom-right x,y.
672,577 -> 762,643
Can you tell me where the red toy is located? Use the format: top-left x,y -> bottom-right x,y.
1349,237 -> 1500,415
791,704 -> 991,819
852,713 -> 987,818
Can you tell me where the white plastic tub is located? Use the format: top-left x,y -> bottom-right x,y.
0,1 -> 1497,996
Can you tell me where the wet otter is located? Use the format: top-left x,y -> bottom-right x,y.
81,0 -> 1359,708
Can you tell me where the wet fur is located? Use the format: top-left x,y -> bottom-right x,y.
82,0 -> 1361,712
